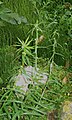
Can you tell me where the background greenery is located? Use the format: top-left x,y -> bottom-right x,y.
0,0 -> 72,119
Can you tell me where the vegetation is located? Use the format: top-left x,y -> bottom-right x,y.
0,0 -> 72,120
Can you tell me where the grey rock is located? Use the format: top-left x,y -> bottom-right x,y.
15,66 -> 48,92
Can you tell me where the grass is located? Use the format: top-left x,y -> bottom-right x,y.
0,46 -> 19,87
0,0 -> 72,119
0,62 -> 72,119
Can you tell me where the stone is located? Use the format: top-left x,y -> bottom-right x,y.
15,66 -> 48,92
61,101 -> 72,120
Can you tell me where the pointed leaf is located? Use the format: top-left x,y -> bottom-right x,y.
26,39 -> 33,46
25,56 -> 30,65
0,14 -> 17,24
25,36 -> 30,44
17,37 -> 23,44
0,8 -> 12,13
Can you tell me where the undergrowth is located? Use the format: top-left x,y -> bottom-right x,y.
0,64 -> 72,120
0,0 -> 72,120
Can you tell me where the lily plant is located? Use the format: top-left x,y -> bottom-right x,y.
16,36 -> 34,67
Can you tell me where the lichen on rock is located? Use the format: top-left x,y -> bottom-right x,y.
61,101 -> 72,120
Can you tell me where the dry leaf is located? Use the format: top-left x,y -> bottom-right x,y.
37,35 -> 45,44
62,76 -> 68,84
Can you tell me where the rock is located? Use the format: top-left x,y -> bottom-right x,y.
15,66 -> 48,92
61,101 -> 72,120
15,74 -> 31,93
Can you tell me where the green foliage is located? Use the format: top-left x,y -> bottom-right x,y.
34,0 -> 72,66
0,0 -> 35,48
0,0 -> 71,66
0,1 -> 27,25
0,66 -> 71,120
0,87 -> 25,119
0,46 -> 19,87
0,0 -> 72,119
15,36 -> 34,66
29,20 -> 43,70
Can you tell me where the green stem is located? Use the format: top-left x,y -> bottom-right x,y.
49,38 -> 56,74
35,20 -> 38,71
